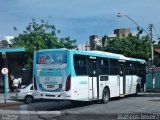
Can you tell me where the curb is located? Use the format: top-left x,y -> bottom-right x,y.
0,102 -> 23,108
0,110 -> 65,116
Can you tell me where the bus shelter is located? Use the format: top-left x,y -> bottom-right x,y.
0,48 -> 31,93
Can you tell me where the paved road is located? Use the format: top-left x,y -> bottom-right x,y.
63,93 -> 160,114
1,93 -> 160,120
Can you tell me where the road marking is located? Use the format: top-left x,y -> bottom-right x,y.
0,110 -> 64,120
0,110 -> 63,115
19,105 -> 30,120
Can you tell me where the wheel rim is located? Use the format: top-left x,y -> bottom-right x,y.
26,97 -> 32,103
104,91 -> 109,101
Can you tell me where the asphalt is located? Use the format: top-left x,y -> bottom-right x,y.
1,92 -> 160,107
1,92 -> 160,120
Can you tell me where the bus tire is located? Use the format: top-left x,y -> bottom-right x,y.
70,100 -> 80,104
134,84 -> 140,96
101,87 -> 110,104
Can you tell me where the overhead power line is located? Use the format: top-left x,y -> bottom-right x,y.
153,25 -> 160,40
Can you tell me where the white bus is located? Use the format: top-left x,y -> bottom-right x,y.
33,49 -> 146,103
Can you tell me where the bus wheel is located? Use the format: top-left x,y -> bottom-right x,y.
135,85 -> 140,96
101,88 -> 110,104
70,100 -> 80,104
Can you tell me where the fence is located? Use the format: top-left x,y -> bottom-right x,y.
146,68 -> 160,92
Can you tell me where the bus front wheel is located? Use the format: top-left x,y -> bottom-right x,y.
101,88 -> 110,104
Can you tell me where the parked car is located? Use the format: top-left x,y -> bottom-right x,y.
16,84 -> 40,104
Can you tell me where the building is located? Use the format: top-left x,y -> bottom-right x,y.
88,28 -> 131,50
154,48 -> 160,67
89,35 -> 101,50
107,34 -> 117,39
77,42 -> 90,51
114,28 -> 131,37
0,40 -> 8,48
0,36 -> 14,48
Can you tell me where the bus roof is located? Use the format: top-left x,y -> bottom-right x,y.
35,48 -> 68,52
73,50 -> 125,59
127,57 -> 146,63
73,50 -> 145,63
35,49 -> 146,63
89,51 -> 126,59
74,50 -> 146,63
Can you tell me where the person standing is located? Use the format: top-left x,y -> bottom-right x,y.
17,78 -> 22,89
9,74 -> 14,92
12,78 -> 19,93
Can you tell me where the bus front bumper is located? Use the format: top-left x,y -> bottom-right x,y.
37,91 -> 72,100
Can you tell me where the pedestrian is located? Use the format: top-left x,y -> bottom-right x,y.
17,78 -> 22,89
9,74 -> 14,92
12,78 -> 19,93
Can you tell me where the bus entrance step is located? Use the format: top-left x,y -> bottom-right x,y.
119,94 -> 125,97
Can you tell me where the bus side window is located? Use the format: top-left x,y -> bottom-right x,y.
126,62 -> 133,75
120,64 -> 123,75
120,70 -> 123,75
88,59 -> 97,76
98,58 -> 109,75
119,63 -> 125,76
110,59 -> 118,75
74,54 -> 88,75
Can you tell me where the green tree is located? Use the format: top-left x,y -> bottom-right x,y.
99,34 -> 151,60
12,19 -> 76,70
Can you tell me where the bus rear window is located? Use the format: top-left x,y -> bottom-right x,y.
36,51 -> 67,64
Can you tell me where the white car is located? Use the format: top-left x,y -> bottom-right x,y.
16,84 -> 40,104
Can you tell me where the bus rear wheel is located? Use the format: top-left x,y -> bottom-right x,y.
135,85 -> 140,96
101,88 -> 110,104
70,100 -> 82,105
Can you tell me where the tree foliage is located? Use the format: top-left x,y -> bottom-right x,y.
12,19 -> 76,69
98,34 -> 151,60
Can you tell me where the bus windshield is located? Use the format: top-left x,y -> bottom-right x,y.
35,51 -> 68,92
36,51 -> 67,65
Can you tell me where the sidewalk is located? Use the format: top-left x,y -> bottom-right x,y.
138,92 -> 160,97
0,92 -> 23,108
0,92 -> 16,103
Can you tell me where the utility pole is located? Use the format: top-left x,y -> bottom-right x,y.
149,24 -> 154,67
149,24 -> 155,89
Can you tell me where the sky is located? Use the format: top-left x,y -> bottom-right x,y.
1,0 -> 160,44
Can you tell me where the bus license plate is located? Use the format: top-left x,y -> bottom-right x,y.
47,85 -> 54,88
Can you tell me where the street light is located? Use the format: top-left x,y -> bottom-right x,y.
117,13 -> 149,34
117,13 -> 154,67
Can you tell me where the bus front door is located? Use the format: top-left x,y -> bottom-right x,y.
88,58 -> 98,100
119,62 -> 126,96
